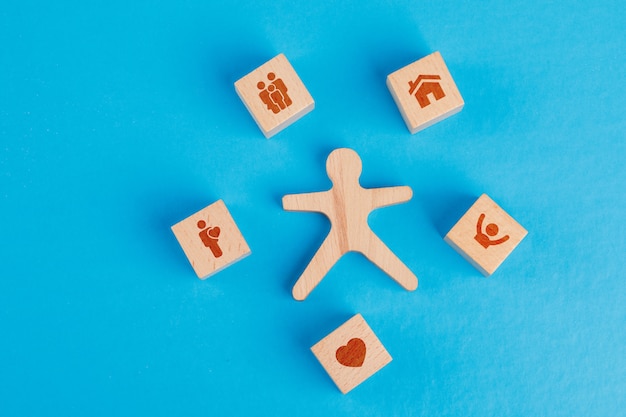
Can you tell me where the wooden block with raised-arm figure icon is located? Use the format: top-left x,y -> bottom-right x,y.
234,53 -> 314,138
282,148 -> 418,301
444,194 -> 527,276
171,200 -> 251,279
311,314 -> 392,394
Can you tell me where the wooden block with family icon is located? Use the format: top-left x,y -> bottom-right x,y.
234,53 -> 315,138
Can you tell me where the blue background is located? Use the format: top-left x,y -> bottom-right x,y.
1,1 -> 624,416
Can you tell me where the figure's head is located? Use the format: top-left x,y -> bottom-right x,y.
485,223 -> 499,236
326,148 -> 362,183
197,220 -> 207,229
267,72 -> 276,81
257,81 -> 265,90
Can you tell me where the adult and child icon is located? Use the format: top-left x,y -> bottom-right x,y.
197,220 -> 222,258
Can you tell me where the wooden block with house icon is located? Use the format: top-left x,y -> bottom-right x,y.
235,53 -> 315,138
444,194 -> 527,276
171,200 -> 251,279
311,314 -> 392,394
386,51 -> 464,134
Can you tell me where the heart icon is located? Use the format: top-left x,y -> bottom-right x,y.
335,338 -> 366,367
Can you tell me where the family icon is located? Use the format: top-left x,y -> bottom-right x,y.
234,54 -> 314,138
257,72 -> 292,114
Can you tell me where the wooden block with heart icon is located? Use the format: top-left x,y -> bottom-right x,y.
311,314 -> 392,394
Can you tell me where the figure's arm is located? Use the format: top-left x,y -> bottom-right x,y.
476,213 -> 485,234
282,191 -> 330,213
369,186 -> 412,209
489,235 -> 510,246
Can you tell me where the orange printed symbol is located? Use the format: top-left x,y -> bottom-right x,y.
197,220 -> 223,258
336,338 -> 366,367
257,72 -> 292,114
474,213 -> 509,248
408,74 -> 445,108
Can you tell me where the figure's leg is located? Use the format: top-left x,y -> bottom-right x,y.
360,232 -> 418,291
292,234 -> 343,301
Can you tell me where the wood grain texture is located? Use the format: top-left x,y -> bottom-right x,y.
444,194 -> 527,276
311,314 -> 392,394
234,53 -> 314,138
387,51 -> 464,134
283,148 -> 418,300
171,200 -> 251,279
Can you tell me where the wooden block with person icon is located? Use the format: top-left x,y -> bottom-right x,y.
235,53 -> 314,138
444,194 -> 527,276
171,200 -> 251,279
387,51 -> 464,134
311,314 -> 392,394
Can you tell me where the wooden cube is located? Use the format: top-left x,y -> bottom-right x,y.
444,194 -> 527,276
234,53 -> 314,138
311,314 -> 392,394
171,200 -> 251,279
386,51 -> 464,134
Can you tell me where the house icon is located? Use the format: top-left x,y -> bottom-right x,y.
408,75 -> 445,108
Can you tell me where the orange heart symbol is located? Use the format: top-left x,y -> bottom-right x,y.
335,338 -> 366,367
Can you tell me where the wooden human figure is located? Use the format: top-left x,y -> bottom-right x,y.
282,148 -> 418,301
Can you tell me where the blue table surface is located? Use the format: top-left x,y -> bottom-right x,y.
1,1 -> 624,416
